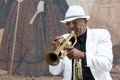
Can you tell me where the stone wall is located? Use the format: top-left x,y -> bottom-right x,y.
0,29 -> 4,48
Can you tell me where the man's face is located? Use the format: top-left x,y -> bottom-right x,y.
66,18 -> 87,36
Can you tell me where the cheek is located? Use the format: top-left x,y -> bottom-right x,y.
76,24 -> 82,30
79,23 -> 85,29
67,24 -> 74,29
67,26 -> 72,31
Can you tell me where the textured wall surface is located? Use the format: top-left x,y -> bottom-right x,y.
66,0 -> 94,15
67,0 -> 120,45
89,0 -> 120,45
0,0 -> 68,76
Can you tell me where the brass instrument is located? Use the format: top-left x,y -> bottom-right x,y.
45,31 -> 77,66
45,31 -> 83,79
74,59 -> 83,80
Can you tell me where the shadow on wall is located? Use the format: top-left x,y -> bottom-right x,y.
113,44 -> 120,64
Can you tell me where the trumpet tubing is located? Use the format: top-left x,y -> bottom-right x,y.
45,31 -> 77,66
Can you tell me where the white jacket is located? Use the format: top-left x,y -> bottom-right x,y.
49,28 -> 113,80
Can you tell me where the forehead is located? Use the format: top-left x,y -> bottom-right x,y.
66,18 -> 85,23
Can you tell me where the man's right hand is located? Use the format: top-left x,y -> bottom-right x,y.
52,36 -> 64,49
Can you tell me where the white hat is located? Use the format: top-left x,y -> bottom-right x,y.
60,5 -> 90,23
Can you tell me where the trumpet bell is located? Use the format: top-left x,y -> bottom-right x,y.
45,52 -> 60,66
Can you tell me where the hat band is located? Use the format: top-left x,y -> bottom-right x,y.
65,15 -> 85,19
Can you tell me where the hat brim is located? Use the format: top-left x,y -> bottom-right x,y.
60,16 -> 90,23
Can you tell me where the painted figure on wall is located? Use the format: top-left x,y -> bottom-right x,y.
0,0 -> 68,76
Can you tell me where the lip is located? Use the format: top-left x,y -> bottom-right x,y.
73,31 -> 78,35
74,29 -> 82,36
74,29 -> 79,33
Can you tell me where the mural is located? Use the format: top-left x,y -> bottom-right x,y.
0,0 -> 68,76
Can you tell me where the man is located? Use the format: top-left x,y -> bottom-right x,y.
49,5 -> 113,80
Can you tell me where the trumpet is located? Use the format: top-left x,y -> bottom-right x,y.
45,31 -> 77,66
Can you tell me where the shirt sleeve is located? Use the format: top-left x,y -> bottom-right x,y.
49,58 -> 65,75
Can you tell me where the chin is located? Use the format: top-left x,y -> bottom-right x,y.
77,33 -> 82,37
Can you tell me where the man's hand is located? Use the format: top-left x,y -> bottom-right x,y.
64,46 -> 84,59
52,36 -> 65,49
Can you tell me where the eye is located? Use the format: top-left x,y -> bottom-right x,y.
66,22 -> 70,25
73,21 -> 77,25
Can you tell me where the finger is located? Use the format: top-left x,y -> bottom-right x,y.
67,54 -> 72,59
52,41 -> 60,48
64,46 -> 73,51
53,37 -> 59,41
53,36 -> 60,41
67,51 -> 73,59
